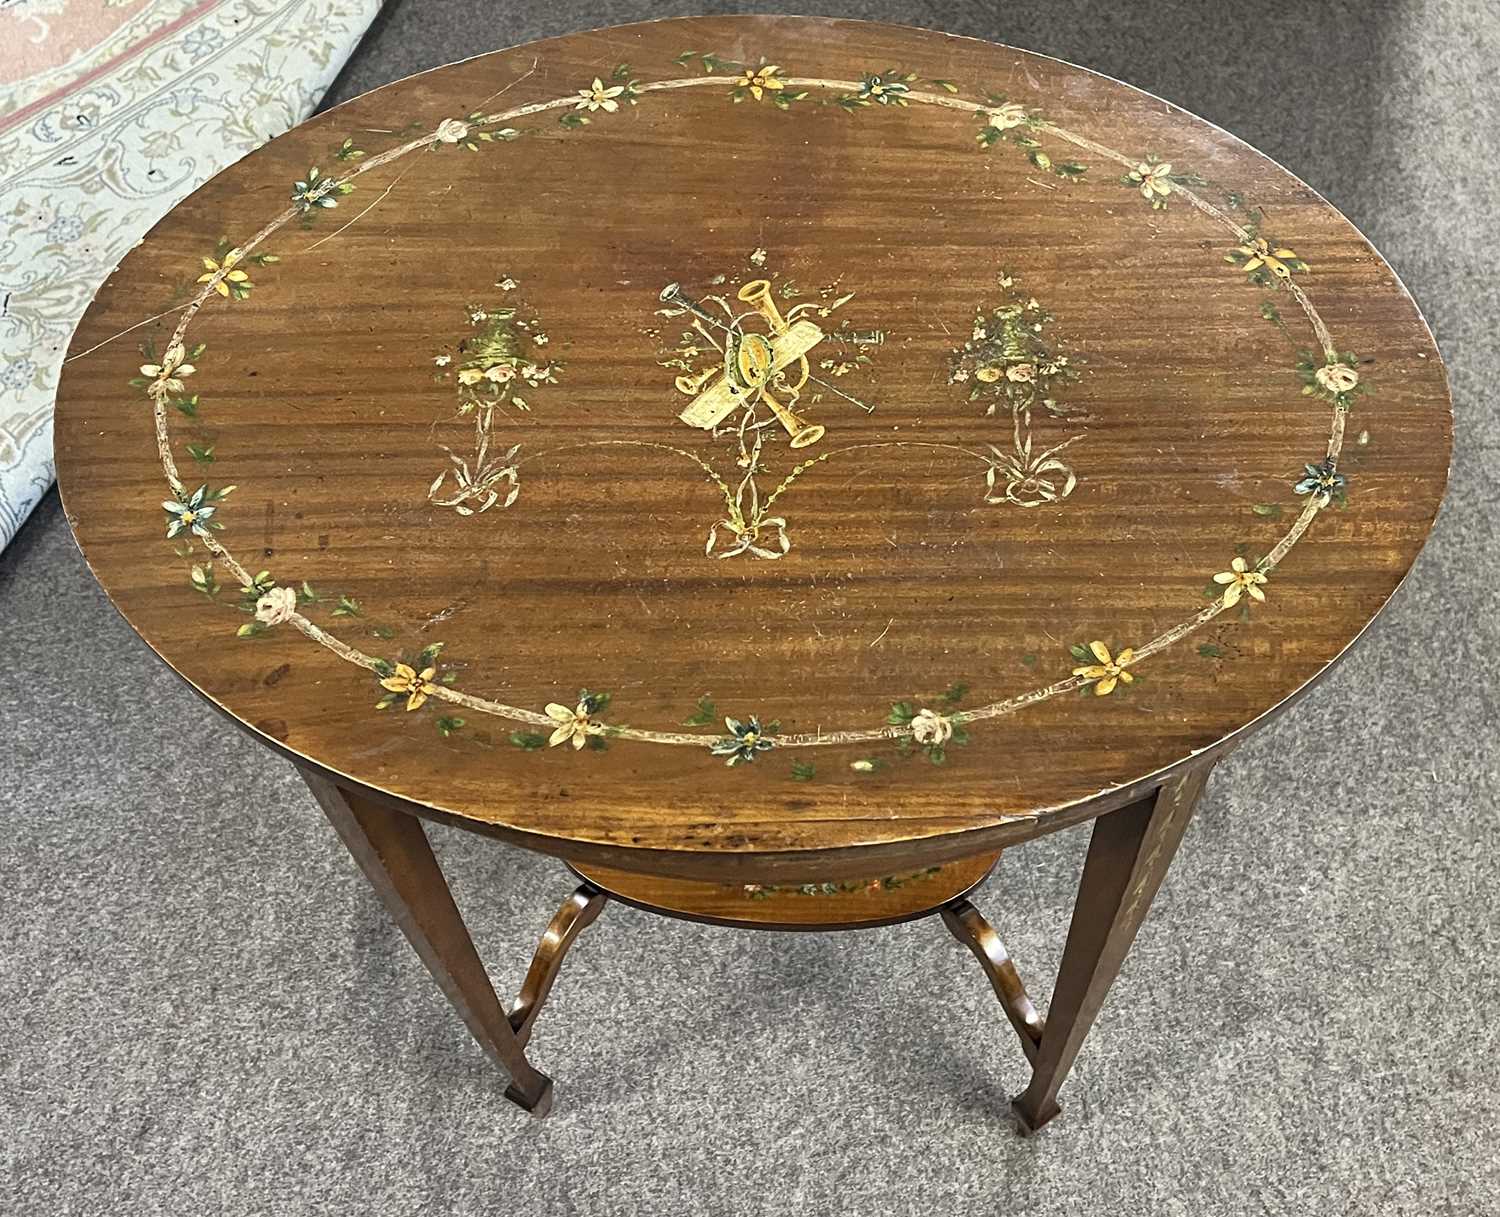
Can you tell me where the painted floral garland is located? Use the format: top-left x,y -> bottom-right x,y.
135,51 -> 1366,774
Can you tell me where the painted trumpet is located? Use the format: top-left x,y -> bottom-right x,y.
673,366 -> 718,396
669,279 -> 827,448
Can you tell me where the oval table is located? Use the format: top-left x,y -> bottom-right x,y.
54,15 -> 1452,1132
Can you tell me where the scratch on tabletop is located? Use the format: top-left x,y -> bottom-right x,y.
64,303 -> 192,363
468,58 -> 539,112
307,161 -> 419,252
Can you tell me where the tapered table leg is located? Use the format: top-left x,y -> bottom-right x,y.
301,769 -> 554,1116
1011,761 -> 1213,1133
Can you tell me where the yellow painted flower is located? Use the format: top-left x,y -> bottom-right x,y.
1213,556 -> 1269,608
1234,236 -> 1301,280
1129,160 -> 1173,202
974,365 -> 1002,383
1072,640 -> 1136,696
738,64 -> 785,100
546,698 -> 604,749
197,249 -> 250,297
380,663 -> 436,711
575,78 -> 625,112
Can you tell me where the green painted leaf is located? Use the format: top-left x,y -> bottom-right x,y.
510,731 -> 547,751
190,564 -> 218,597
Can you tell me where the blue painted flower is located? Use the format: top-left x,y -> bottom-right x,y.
1293,458 -> 1347,503
291,167 -> 339,211
710,716 -> 776,766
162,485 -> 220,539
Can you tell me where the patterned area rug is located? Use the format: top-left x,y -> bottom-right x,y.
0,0 -> 381,548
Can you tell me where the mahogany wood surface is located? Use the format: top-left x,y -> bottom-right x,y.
54,15 -> 1451,884
571,848 -> 1001,929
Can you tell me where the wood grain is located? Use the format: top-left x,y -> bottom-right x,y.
53,15 -> 1451,882
572,849 -> 1001,929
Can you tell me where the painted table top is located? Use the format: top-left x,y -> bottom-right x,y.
54,16 -> 1451,881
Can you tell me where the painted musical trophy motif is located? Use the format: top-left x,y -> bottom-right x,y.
423,253 -> 1082,559
664,279 -> 829,447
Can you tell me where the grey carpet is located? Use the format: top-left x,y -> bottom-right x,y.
4,2 -> 1497,1213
